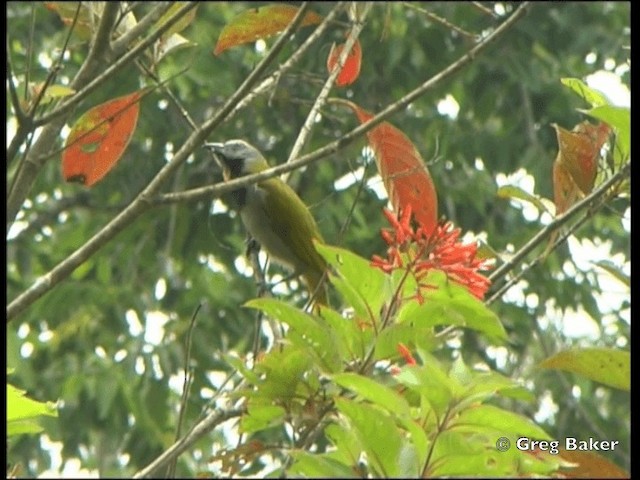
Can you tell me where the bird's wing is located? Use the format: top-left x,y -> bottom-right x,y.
259,178 -> 326,274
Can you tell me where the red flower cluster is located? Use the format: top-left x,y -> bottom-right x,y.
371,207 -> 492,302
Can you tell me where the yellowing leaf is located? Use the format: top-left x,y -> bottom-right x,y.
156,2 -> 198,40
496,185 -> 549,213
214,4 -> 323,55
580,105 -> 630,162
44,2 -> 102,40
539,348 -> 629,391
62,90 -> 144,187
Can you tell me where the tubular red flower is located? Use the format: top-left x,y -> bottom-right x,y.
372,210 -> 492,300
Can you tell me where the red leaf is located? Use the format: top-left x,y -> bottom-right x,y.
326,37 -> 362,87
552,121 -> 610,214
396,343 -> 417,365
62,90 -> 143,187
214,4 -> 323,56
340,100 -> 438,234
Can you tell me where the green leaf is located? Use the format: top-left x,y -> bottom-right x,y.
497,185 -> 549,213
461,371 -> 535,406
223,352 -> 260,384
246,298 -> 340,372
324,422 -> 364,466
331,372 -> 411,418
253,346 -> 313,400
374,323 -> 436,361
451,405 -> 551,440
397,271 -> 506,343
316,244 -> 391,320
319,307 -> 370,363
579,105 -> 630,161
240,403 -> 286,434
538,348 -> 630,390
289,451 -> 358,478
335,398 -> 404,477
398,417 -> 429,474
561,78 -> 609,107
7,383 -> 57,437
394,363 -> 455,417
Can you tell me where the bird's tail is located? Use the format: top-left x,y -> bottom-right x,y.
303,269 -> 328,309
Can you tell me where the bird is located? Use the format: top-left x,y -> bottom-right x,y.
204,139 -> 328,306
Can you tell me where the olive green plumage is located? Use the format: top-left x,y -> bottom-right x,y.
205,140 -> 327,305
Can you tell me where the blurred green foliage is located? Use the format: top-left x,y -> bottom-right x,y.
7,2 -> 629,477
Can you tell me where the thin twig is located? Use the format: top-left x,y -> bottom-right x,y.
159,2 -> 531,207
471,1 -> 499,18
7,3 -> 530,321
486,207 -> 592,305
402,2 -> 478,40
34,2 -> 198,128
6,2 -> 81,164
6,3 -> 200,230
282,3 -> 371,182
6,46 -> 27,125
133,407 -> 246,478
6,3 -> 314,322
165,304 -> 201,478
111,3 -> 175,56
231,2 -> 347,115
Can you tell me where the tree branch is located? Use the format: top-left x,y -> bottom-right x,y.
282,3 -> 372,183
6,2 -> 315,322
7,2 -> 530,320
6,3 -> 199,228
487,161 -> 630,291
155,2 -> 532,206
132,407 -> 246,478
231,2 -> 347,115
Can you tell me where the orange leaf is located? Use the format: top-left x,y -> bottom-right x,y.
326,37 -> 362,87
62,90 -> 143,187
552,121 -> 610,214
214,4 -> 323,56
559,450 -> 629,478
341,100 -> 438,234
552,160 -> 580,216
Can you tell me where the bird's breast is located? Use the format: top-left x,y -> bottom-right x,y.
240,187 -> 304,273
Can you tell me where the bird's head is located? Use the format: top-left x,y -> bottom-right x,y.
204,139 -> 270,178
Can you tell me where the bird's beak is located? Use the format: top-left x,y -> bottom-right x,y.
204,143 -> 231,179
203,142 -> 224,153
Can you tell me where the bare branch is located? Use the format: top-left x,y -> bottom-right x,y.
133,407 -> 246,478
155,2 -> 532,207
6,2 -> 317,321
111,3 -> 175,56
6,2 -> 199,229
283,3 -> 372,183
35,2 -> 198,127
